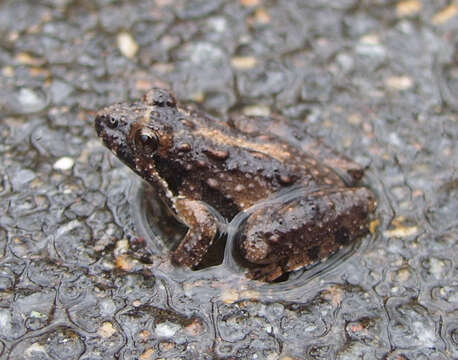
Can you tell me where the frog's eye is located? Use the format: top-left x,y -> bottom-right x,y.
106,116 -> 119,129
135,129 -> 159,154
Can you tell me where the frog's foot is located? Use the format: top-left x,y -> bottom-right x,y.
239,186 -> 376,282
171,198 -> 220,268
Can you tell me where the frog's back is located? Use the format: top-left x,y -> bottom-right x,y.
170,108 -> 346,217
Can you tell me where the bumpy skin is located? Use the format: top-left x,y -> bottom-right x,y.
95,88 -> 376,281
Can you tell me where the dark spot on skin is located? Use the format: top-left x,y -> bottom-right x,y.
307,245 -> 321,260
348,168 -> 364,182
335,227 -> 350,245
201,183 -> 240,219
154,156 -> 184,194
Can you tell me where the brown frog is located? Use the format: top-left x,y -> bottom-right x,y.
95,88 -> 376,281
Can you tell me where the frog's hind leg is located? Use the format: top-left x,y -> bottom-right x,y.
171,198 -> 222,269
240,186 -> 376,282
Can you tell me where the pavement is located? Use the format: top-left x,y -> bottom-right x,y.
0,0 -> 456,359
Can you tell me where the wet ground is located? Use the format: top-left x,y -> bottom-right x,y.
0,0 -> 457,359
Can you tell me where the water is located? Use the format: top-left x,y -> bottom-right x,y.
130,174 -> 390,303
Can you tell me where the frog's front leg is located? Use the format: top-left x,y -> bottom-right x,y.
171,198 -> 221,268
239,187 -> 376,282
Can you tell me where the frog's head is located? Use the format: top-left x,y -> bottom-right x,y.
95,88 -> 184,184
95,101 -> 143,169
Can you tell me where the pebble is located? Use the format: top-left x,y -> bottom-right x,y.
432,4 -> 457,25
2,66 -> 14,77
241,0 -> 259,6
11,169 -> 36,190
356,34 -> 386,57
16,88 -> 47,113
155,321 -> 180,337
385,76 -> 413,91
396,0 -> 422,17
98,322 -> 116,338
49,80 -> 73,103
117,32 -> 139,59
53,157 -> 74,171
243,105 -> 271,117
231,56 -> 257,70
189,42 -> 225,64
384,225 -> 418,238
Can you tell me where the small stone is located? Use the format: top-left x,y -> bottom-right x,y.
139,348 -> 155,360
11,169 -> 36,190
432,4 -> 457,25
115,254 -> 136,271
155,321 -> 180,337
384,224 -> 418,238
396,268 -> 411,282
190,91 -> 205,103
347,113 -> 362,125
221,288 -> 239,304
208,17 -> 227,32
99,299 -> 117,317
240,290 -> 260,300
254,8 -> 270,23
117,32 -> 139,59
15,52 -> 44,66
396,0 -> 422,17
53,157 -> 74,171
356,34 -> 386,57
240,0 -> 259,6
135,79 -> 153,91
385,76 -> 413,90
49,80 -> 73,103
359,34 -> 380,45
243,105 -> 271,117
98,322 -> 116,338
2,66 -> 14,77
24,343 -> 46,357
16,88 -> 47,113
231,56 -> 257,70
369,219 -> 379,235
336,52 -> 354,73
184,319 -> 203,336
114,239 -> 129,256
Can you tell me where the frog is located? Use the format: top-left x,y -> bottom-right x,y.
95,88 -> 376,281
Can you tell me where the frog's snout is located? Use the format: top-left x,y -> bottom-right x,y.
94,114 -> 105,136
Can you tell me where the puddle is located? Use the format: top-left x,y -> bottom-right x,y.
130,171 -> 391,303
